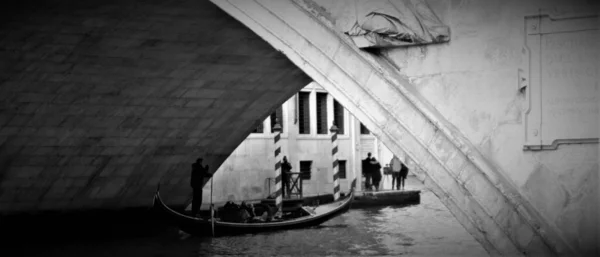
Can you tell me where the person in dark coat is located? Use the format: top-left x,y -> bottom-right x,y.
281,156 -> 292,198
399,161 -> 410,190
191,158 -> 212,217
362,152 -> 373,191
370,158 -> 382,191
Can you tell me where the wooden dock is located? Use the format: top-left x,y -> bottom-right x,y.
193,189 -> 422,214
351,190 -> 420,208
299,189 -> 421,208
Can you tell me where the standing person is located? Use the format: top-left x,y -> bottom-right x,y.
191,158 -> 213,217
281,156 -> 292,198
399,159 -> 410,190
362,152 -> 373,191
370,158 -> 382,191
390,155 -> 402,190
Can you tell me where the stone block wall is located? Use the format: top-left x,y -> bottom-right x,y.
0,0 -> 310,213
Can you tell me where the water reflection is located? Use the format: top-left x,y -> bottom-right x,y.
5,191 -> 488,257
192,191 -> 487,256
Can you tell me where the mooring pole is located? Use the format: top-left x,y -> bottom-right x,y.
273,121 -> 283,218
210,173 -> 215,236
330,124 -> 340,201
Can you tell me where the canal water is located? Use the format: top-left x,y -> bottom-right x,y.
5,177 -> 488,257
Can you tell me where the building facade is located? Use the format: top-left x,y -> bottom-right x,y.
201,82 -> 401,206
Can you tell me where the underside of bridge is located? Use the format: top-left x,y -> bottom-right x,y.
0,0 -> 597,256
0,0 -> 310,210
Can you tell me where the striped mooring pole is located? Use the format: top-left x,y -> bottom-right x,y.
273,121 -> 283,218
330,124 -> 340,201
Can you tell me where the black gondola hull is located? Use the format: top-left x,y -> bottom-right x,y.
153,190 -> 353,236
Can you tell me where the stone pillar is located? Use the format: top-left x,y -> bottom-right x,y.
330,124 -> 340,201
273,121 -> 283,217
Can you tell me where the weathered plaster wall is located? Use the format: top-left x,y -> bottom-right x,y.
313,0 -> 598,254
386,1 -> 598,254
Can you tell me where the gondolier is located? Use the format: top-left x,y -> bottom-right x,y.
191,158 -> 213,217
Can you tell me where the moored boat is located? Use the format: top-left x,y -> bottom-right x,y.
153,187 -> 354,236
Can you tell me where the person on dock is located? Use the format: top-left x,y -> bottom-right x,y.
399,159 -> 410,191
362,152 -> 374,191
390,155 -> 402,190
370,157 -> 382,191
281,156 -> 292,198
191,158 -> 213,217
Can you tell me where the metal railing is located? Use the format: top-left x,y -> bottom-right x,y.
267,172 -> 303,199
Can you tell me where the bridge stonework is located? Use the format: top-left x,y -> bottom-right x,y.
212,0 -> 598,256
0,0 -> 597,256
0,0 -> 310,212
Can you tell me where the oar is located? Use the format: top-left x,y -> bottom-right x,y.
210,176 -> 215,236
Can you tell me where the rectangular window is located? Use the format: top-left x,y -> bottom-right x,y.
300,160 -> 312,180
316,92 -> 328,134
333,99 -> 344,134
270,107 -> 283,133
298,92 -> 310,134
338,160 -> 346,179
251,122 -> 264,133
360,122 -> 370,135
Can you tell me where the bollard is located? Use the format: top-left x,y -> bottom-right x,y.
273,121 -> 283,218
330,124 -> 340,201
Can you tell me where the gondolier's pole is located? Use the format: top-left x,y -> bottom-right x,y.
330,124 -> 340,201
210,174 -> 215,236
273,121 -> 283,218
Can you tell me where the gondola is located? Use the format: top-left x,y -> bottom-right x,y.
153,187 -> 354,236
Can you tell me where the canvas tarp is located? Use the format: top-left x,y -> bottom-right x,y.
343,0 -> 450,48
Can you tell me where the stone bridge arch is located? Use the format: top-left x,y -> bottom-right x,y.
0,0 -> 595,256
210,0 -> 587,256
0,0 -> 310,210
